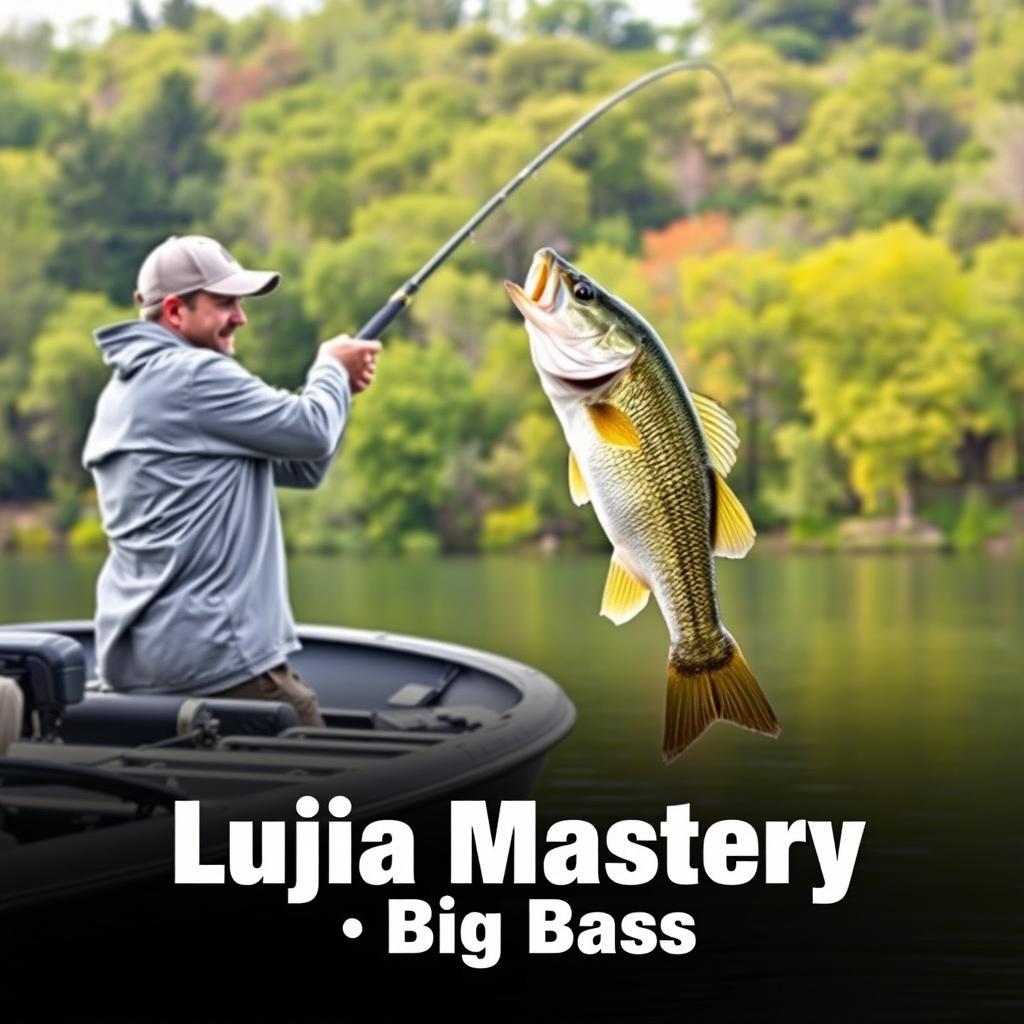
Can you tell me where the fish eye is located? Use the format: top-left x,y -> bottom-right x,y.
572,281 -> 595,302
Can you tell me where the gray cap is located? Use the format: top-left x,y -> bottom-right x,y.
135,235 -> 280,306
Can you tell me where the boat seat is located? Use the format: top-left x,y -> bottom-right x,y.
61,693 -> 299,746
0,631 -> 85,740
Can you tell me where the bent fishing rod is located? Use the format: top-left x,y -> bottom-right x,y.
355,59 -> 734,340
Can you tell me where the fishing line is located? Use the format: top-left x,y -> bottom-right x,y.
355,59 -> 734,340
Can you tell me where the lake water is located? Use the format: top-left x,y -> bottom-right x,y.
1,551 -> 1020,1017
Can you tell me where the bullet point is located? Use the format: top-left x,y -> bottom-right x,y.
342,918 -> 363,939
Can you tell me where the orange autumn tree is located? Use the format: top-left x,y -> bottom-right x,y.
643,212 -> 734,267
642,211 -> 733,300
640,213 -> 735,362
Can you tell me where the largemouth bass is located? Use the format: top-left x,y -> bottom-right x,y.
505,248 -> 780,761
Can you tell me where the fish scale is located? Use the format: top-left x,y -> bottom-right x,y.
506,247 -> 779,759
574,339 -> 731,668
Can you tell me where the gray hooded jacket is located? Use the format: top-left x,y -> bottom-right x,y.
82,320 -> 350,695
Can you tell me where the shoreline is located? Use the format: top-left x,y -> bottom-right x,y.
2,501 -> 1020,558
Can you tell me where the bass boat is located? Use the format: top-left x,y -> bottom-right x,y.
0,620 -> 575,912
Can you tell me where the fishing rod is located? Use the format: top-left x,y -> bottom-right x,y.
355,59 -> 734,340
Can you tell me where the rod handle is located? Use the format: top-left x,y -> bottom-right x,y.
356,296 -> 408,340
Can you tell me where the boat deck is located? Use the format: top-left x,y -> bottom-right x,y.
0,620 -> 575,908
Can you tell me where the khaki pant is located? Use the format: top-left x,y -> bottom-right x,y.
216,663 -> 325,728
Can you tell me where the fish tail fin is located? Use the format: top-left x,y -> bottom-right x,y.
663,640 -> 780,763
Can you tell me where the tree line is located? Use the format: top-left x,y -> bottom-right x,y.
1,0 -> 1022,553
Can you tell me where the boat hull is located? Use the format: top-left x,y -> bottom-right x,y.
0,620 -> 576,912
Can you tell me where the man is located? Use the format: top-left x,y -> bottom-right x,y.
82,235 -> 381,726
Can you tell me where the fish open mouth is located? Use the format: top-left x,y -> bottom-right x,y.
527,255 -> 550,302
505,248 -> 562,317
519,248 -> 561,311
505,271 -> 623,378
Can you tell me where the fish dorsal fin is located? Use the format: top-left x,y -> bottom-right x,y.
709,469 -> 755,558
568,450 -> 589,506
586,403 -> 641,449
600,551 -> 650,625
691,392 -> 739,477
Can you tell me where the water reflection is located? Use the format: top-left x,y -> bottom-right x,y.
4,550 -> 1016,807
0,551 -> 1019,1010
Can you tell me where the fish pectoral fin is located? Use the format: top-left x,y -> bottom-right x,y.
709,469 -> 756,558
568,449 -> 590,506
600,551 -> 650,625
586,403 -> 641,449
691,391 -> 739,477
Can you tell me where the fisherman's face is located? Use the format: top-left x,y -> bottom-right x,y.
164,291 -> 247,356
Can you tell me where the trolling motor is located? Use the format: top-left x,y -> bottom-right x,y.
0,631 -> 86,742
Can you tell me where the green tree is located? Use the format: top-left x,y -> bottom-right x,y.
80,24 -> 197,121
469,321 -> 549,446
19,292 -> 133,487
358,0 -> 465,30
341,338 -> 474,550
515,410 -> 576,522
480,409 -> 576,528
935,188 -> 1014,253
523,1 -> 656,50
969,238 -> 1024,480
972,7 -> 1024,101
689,44 -> 821,204
0,67 -> 52,147
680,248 -> 795,499
490,36 -> 601,109
161,0 -> 196,31
128,1 -> 152,33
303,236 -> 398,337
49,72 -> 223,303
262,116 -> 352,238
765,423 -> 846,531
302,192 -> 480,334
47,113 -> 167,302
430,119 -> 590,277
409,267 -> 510,364
136,71 -> 223,198
296,4 -> 422,91
766,135 -> 950,235
517,93 -> 665,224
347,75 -> 478,206
235,243 -> 319,390
692,44 -> 820,161
699,0 -> 860,59
0,149 -> 60,367
797,49 -> 966,162
225,82 -> 357,241
700,0 -> 861,40
0,150 -> 63,497
792,223 -> 977,519
864,1 -> 934,50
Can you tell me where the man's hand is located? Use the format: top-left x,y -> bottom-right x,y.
319,336 -> 381,395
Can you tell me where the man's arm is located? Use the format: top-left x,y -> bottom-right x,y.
191,337 -> 380,466
272,449 -> 340,489
192,354 -> 349,460
271,336 -> 380,487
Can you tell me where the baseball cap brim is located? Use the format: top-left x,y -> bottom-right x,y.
205,268 -> 280,298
